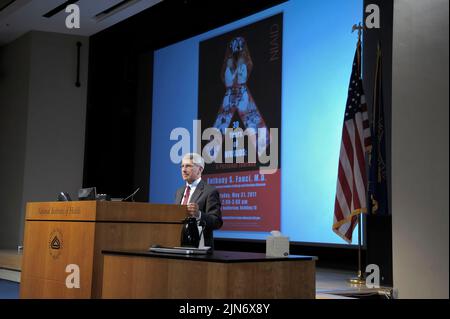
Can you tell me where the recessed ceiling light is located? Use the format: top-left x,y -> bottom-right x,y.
42,0 -> 79,18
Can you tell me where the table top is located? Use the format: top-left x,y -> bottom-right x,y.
102,249 -> 317,263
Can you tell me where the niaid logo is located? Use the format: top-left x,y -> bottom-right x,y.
48,229 -> 63,259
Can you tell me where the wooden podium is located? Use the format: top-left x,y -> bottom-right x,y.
20,201 -> 186,298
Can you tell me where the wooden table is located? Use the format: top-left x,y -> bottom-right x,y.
101,250 -> 317,298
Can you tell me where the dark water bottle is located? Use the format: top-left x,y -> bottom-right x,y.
181,217 -> 200,248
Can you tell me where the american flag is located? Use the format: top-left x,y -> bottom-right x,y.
333,42 -> 371,243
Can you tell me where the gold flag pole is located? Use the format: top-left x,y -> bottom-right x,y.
349,215 -> 366,285
348,22 -> 367,286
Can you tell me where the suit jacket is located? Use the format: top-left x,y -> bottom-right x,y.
175,179 -> 223,248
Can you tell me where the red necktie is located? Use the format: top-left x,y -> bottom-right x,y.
182,186 -> 191,205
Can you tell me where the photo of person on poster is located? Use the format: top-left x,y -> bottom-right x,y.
198,14 -> 282,232
212,36 -> 271,157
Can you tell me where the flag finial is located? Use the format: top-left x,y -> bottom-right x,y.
351,22 -> 365,44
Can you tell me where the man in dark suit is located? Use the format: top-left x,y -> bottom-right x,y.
175,153 -> 223,248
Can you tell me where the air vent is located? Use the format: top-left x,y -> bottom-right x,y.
42,0 -> 79,18
94,0 -> 141,22
0,0 -> 16,12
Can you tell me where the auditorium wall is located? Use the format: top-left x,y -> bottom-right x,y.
392,0 -> 449,298
0,31 -> 89,249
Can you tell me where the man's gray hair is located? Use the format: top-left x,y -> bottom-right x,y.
182,153 -> 205,169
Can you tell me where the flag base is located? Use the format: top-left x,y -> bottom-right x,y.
348,271 -> 366,285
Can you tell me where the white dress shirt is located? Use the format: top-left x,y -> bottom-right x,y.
182,177 -> 201,205
182,178 -> 206,248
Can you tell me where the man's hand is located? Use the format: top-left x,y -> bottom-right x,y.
186,203 -> 200,218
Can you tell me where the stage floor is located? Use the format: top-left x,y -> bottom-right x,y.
0,268 -> 394,299
316,268 -> 394,299
0,249 -> 393,299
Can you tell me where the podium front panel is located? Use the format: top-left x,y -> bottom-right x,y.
20,201 -> 186,298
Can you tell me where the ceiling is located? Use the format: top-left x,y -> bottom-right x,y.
0,0 -> 162,46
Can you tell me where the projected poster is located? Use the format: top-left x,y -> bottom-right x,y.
198,14 -> 282,231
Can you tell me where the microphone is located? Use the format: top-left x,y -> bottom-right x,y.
122,187 -> 140,202
57,192 -> 71,201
